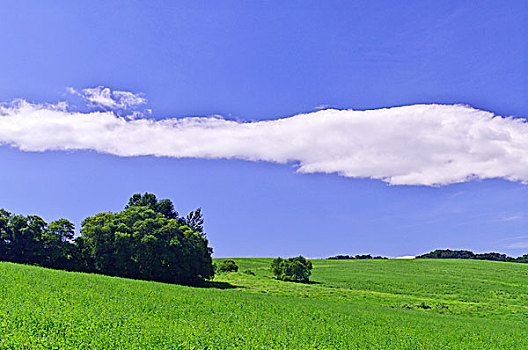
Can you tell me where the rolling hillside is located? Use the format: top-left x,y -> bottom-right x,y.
1,259 -> 527,349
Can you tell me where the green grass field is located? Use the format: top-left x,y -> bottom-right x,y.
1,258 -> 527,349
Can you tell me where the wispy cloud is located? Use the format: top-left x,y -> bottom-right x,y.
506,241 -> 528,249
501,215 -> 523,221
1,87 -> 528,186
68,86 -> 147,110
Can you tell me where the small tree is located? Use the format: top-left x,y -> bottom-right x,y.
217,259 -> 239,273
271,256 -> 312,283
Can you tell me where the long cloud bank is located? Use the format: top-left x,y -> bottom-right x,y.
1,99 -> 527,186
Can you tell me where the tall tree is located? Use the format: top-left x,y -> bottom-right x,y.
41,218 -> 76,269
8,215 -> 46,264
183,208 -> 205,236
0,209 -> 11,258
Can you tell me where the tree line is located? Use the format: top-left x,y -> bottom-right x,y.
417,249 -> 528,263
0,193 -> 214,285
328,254 -> 387,260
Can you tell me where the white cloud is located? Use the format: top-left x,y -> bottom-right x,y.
1,97 -> 527,186
69,86 -> 147,110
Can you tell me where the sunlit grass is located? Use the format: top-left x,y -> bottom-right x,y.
0,259 -> 527,349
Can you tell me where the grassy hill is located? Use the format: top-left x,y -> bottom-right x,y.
1,259 -> 527,349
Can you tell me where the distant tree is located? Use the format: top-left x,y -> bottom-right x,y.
417,249 -> 476,259
328,254 -> 387,260
271,256 -> 313,283
328,255 -> 352,260
355,254 -> 373,259
417,249 -> 519,263
217,259 -> 239,273
475,252 -> 510,262
515,254 -> 528,263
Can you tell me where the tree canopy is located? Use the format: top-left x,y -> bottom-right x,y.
328,254 -> 387,260
216,259 -> 238,273
417,249 -> 528,263
0,193 -> 215,285
271,256 -> 313,283
0,209 -> 76,270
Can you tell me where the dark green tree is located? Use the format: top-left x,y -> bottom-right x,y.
182,208 -> 205,236
41,218 -> 76,269
79,194 -> 214,284
0,210 -> 75,270
6,214 -> 46,264
217,259 -> 238,273
271,256 -> 313,283
0,209 -> 11,259
126,192 -> 178,219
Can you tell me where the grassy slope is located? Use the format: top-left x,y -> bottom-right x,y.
0,259 -> 527,349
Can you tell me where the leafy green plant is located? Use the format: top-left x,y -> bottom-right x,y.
271,256 -> 312,282
217,259 -> 239,273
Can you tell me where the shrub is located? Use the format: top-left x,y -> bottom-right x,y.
217,259 -> 239,273
271,256 -> 312,283
243,269 -> 256,276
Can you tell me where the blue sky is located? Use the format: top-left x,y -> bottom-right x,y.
0,1 -> 527,257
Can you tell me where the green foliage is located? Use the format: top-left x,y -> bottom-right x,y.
0,209 -> 76,270
79,193 -> 214,284
41,218 -> 76,268
418,249 -> 476,259
328,254 -> 387,259
1,259 -> 528,349
0,192 -> 214,285
126,192 -> 178,219
271,256 -> 312,282
182,208 -> 205,236
216,259 -> 239,273
417,249 -> 527,262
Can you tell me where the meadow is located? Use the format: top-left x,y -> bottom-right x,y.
0,258 -> 527,349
